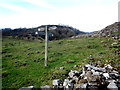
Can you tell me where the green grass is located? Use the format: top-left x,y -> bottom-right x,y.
2,36 -> 120,88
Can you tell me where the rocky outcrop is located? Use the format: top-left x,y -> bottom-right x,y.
72,22 -> 120,39
98,22 -> 119,37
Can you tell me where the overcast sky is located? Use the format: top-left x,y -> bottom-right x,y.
0,0 -> 119,32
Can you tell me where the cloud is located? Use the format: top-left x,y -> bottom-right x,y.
0,3 -> 29,13
53,2 -> 117,31
95,0 -> 103,2
22,0 -> 56,10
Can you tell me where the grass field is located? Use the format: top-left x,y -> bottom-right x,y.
2,36 -> 120,88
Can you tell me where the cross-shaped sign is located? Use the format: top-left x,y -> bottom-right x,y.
38,25 -> 57,67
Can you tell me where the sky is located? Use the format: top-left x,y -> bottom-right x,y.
0,0 -> 119,32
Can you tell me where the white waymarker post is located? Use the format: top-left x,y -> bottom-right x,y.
45,25 -> 48,67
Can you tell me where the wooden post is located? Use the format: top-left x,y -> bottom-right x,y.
45,25 -> 48,67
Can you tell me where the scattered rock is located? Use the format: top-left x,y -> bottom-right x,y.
68,70 -> 80,78
59,67 -> 64,70
107,81 -> 118,90
92,71 -> 100,76
101,41 -> 107,43
76,83 -> 88,88
67,59 -> 75,63
103,73 -> 110,79
73,65 -> 77,68
41,85 -> 51,89
89,55 -> 94,60
85,71 -> 92,78
63,79 -> 74,88
19,86 -> 34,90
111,42 -> 118,48
79,79 -> 87,83
104,64 -> 113,70
52,79 -> 61,86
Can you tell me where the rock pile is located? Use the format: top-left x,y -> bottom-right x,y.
19,64 -> 120,90
51,64 -> 120,89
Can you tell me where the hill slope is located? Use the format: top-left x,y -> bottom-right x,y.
2,36 -> 120,88
2,25 -> 85,40
73,22 -> 120,39
97,22 -> 119,38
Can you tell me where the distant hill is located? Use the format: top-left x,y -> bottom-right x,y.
2,25 -> 86,40
73,22 -> 120,39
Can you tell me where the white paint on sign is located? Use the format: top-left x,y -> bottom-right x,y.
38,28 -> 45,31
35,32 -> 38,34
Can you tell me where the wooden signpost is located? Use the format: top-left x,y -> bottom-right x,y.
38,25 -> 56,67
45,26 -> 48,67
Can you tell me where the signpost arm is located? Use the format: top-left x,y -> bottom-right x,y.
45,25 -> 48,67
